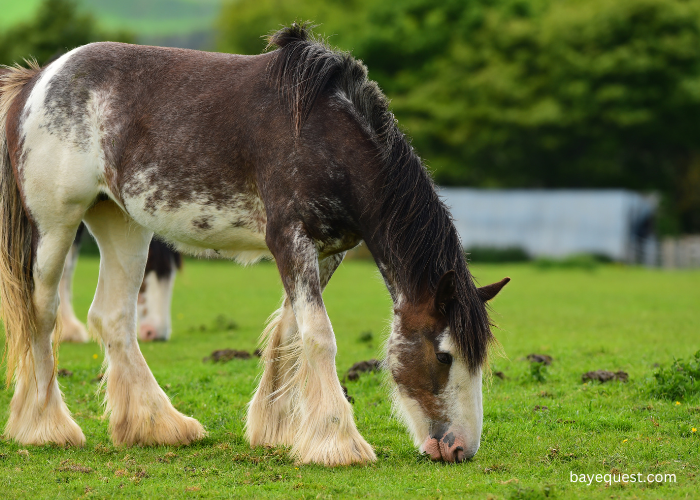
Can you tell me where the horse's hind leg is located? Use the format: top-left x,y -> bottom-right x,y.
246,253 -> 345,447
83,201 -> 205,446
6,223 -> 86,446
55,225 -> 89,343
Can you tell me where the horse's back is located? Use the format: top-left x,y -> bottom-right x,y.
12,41 -> 367,260
39,42 -> 273,162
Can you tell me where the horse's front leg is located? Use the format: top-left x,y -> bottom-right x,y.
267,229 -> 375,465
246,296 -> 300,447
246,253 -> 345,448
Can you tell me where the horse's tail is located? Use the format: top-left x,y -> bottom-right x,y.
0,61 -> 41,386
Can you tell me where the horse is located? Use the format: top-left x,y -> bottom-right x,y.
136,238 -> 182,341
0,23 -> 509,465
57,224 -> 182,343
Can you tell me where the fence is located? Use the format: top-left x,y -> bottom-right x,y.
661,236 -> 700,268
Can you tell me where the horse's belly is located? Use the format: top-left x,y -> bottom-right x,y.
122,177 -> 269,262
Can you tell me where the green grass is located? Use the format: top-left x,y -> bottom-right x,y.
1,258 -> 699,498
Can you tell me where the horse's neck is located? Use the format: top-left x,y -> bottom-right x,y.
373,257 -> 401,303
357,198 -> 416,305
352,152 -> 444,305
353,181 -> 397,302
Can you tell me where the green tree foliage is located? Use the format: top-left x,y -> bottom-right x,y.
0,0 -> 133,66
218,0 -> 700,233
217,0 -> 369,56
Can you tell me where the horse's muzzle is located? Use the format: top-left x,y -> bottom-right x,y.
421,429 -> 477,463
138,323 -> 169,342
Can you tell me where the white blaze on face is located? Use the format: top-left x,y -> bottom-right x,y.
137,269 -> 176,341
435,334 -> 483,459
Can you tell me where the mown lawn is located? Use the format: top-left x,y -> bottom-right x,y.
0,257 -> 698,499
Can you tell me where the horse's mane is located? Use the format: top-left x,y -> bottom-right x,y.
267,23 -> 493,371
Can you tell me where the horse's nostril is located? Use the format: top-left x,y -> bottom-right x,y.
454,446 -> 465,463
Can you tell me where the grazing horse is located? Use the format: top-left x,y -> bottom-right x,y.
137,238 -> 182,341
0,24 -> 509,465
57,225 -> 182,342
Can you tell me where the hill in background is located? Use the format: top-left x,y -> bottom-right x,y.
0,0 -> 221,49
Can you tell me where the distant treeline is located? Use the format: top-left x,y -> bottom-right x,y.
0,0 -> 133,66
218,0 -> 700,235
2,0 -> 700,235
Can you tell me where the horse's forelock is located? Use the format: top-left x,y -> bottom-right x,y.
266,21 -> 312,50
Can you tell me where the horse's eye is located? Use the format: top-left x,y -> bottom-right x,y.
436,352 -> 452,365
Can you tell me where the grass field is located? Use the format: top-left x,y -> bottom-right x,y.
0,257 -> 698,499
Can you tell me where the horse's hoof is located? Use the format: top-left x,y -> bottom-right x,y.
6,395 -> 86,447
293,427 -> 376,466
57,318 -> 90,343
111,408 -> 206,447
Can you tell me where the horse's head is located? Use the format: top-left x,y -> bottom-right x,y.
387,271 -> 509,463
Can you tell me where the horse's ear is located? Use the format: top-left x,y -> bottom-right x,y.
477,277 -> 510,302
434,270 -> 456,312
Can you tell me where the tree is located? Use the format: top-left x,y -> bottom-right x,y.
395,0 -> 700,233
0,0 -> 134,66
217,0 -> 370,57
